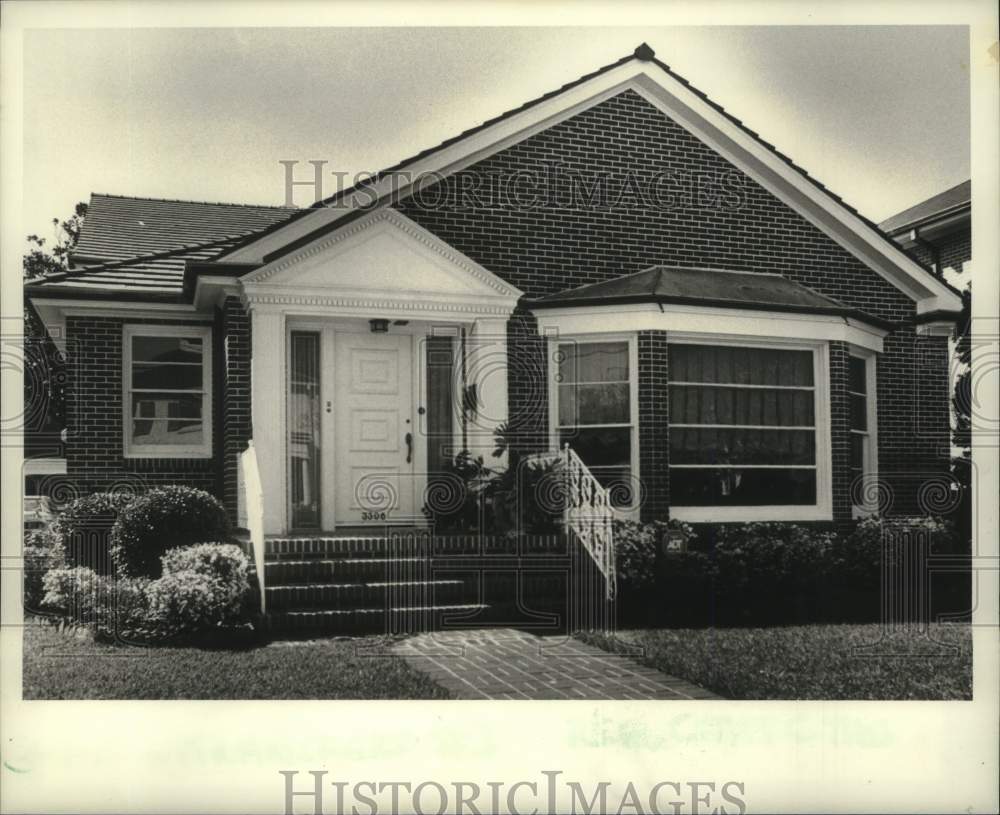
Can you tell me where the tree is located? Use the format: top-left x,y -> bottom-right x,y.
22,202 -> 88,455
23,201 -> 88,279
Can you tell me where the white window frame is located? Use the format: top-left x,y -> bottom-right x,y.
667,334 -> 833,523
548,332 -> 640,518
849,347 -> 879,519
122,324 -> 213,459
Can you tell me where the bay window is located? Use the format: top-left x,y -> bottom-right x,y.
668,340 -> 830,520
123,325 -> 212,457
553,337 -> 637,508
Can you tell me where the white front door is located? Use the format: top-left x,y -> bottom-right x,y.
334,331 -> 415,525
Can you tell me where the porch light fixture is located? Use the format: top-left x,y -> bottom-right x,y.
369,319 -> 390,334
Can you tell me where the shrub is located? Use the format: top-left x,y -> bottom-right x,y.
613,519 -> 658,590
40,543 -> 250,642
833,515 -> 963,621
148,544 -> 250,634
41,567 -> 153,640
110,486 -> 230,577
23,527 -> 66,612
835,515 -> 959,590
422,451 -> 488,532
710,522 -> 837,624
50,492 -> 135,574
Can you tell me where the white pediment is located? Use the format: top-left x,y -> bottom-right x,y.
240,208 -> 521,320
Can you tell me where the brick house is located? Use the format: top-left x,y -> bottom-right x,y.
26,44 -> 963,541
880,179 -> 971,282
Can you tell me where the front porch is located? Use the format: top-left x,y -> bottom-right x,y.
210,207 -> 523,537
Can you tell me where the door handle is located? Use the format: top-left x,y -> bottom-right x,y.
404,432 -> 413,464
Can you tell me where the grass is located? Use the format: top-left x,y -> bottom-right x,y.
21,621 -> 450,700
581,623 -> 973,700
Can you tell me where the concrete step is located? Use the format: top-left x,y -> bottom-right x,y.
265,579 -> 473,611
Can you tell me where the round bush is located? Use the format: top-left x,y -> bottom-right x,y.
50,492 -> 135,574
148,544 -> 250,634
110,486 -> 230,577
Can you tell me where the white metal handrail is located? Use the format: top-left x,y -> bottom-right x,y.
240,440 -> 266,613
525,446 -> 616,599
560,444 -> 616,599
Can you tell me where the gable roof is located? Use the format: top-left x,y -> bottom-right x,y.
213,44 -> 960,316
71,193 -> 297,265
878,180 -> 971,235
29,44 -> 962,317
528,265 -> 893,329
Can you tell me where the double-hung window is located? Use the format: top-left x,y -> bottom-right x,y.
123,325 -> 212,458
554,337 -> 637,508
668,341 -> 830,520
849,351 -> 877,516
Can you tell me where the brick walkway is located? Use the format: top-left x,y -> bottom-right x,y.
391,628 -> 719,700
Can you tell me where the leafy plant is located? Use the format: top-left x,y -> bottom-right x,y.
110,486 -> 230,578
23,527 -> 66,612
50,492 -> 136,574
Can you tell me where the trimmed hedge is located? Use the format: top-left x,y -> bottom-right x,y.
613,516 -> 964,627
41,542 -> 251,643
50,492 -> 135,574
110,486 -> 231,578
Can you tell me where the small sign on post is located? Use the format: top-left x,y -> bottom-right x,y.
662,528 -> 688,555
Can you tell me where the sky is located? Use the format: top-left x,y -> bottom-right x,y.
22,26 -> 970,243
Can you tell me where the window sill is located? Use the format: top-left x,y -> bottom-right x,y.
671,505 -> 833,523
123,450 -> 213,461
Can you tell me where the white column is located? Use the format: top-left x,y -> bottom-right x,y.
466,317 -> 509,466
250,306 -> 287,534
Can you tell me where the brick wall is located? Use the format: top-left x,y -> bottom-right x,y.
904,225 -> 971,276
828,342 -> 853,524
64,315 -> 218,499
220,297 -> 252,521
396,88 -> 950,518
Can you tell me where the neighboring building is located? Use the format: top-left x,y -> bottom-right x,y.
879,179 -> 971,284
25,44 -> 963,540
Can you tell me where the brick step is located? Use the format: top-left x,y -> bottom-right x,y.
264,535 -> 566,560
264,557 -> 430,584
265,579 -> 473,611
265,604 -> 491,634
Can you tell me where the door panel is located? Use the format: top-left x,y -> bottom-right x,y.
334,332 -> 414,524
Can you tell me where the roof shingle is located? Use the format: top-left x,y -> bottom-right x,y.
72,193 -> 297,265
528,265 -> 892,328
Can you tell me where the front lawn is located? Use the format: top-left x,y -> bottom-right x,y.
582,623 -> 972,700
22,622 -> 450,700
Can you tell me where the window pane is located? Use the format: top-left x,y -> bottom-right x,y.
132,363 -> 202,390
669,345 -> 813,387
559,341 -> 628,383
558,382 -> 630,425
132,418 -> 204,446
850,433 -> 865,472
133,336 -> 203,365
589,465 -> 634,508
848,356 -> 867,394
849,394 -> 867,431
132,393 -> 202,420
670,467 -> 817,506
670,385 -> 814,426
670,427 -> 814,466
559,426 -> 630,467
